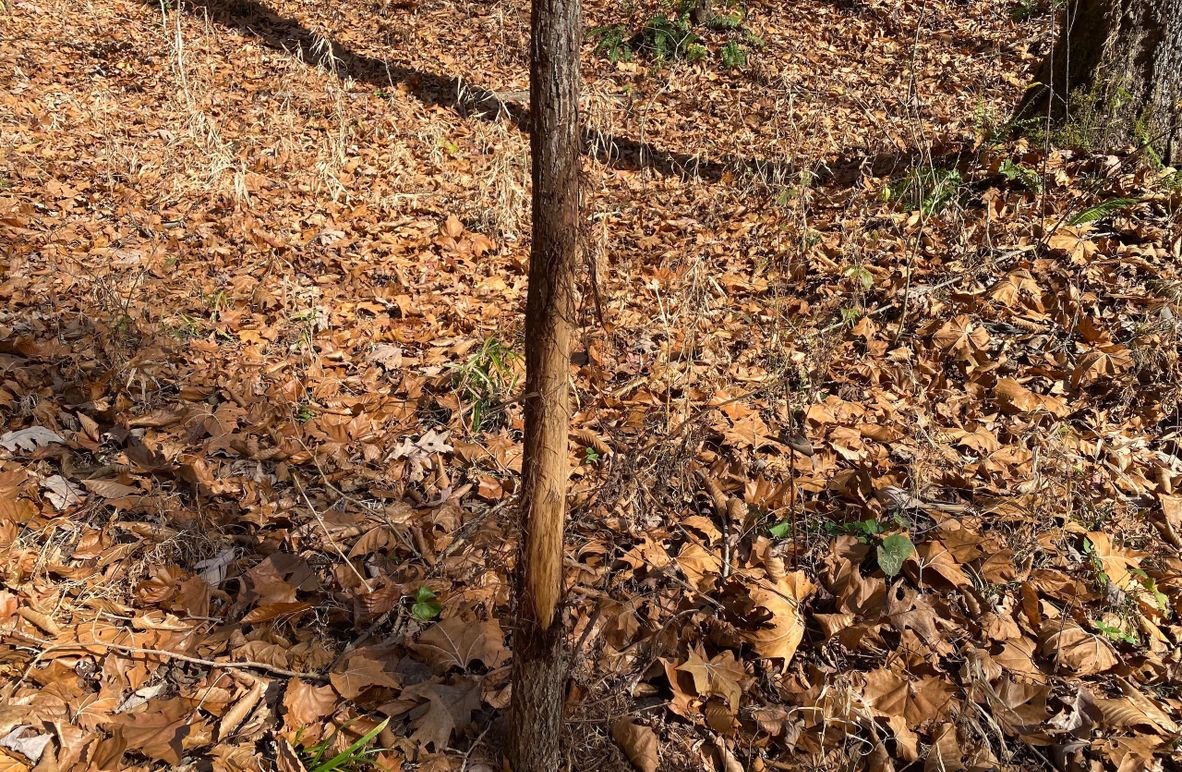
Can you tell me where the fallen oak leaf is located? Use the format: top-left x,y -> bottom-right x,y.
0,426 -> 65,452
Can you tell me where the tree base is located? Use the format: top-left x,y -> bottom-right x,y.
508,620 -> 566,771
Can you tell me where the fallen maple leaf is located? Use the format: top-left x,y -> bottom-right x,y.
283,678 -> 338,731
401,677 -> 482,751
676,647 -> 747,709
739,565 -> 814,668
116,698 -> 197,765
410,617 -> 507,673
330,649 -> 401,699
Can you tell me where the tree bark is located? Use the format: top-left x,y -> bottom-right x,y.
1015,0 -> 1182,165
690,0 -> 713,25
508,0 -> 581,767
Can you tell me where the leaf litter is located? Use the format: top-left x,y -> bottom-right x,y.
1,0 -> 1182,769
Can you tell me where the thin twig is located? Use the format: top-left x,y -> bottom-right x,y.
292,473 -> 374,593
0,627 -> 327,684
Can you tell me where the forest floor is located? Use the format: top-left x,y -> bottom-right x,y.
3,0 -> 1182,769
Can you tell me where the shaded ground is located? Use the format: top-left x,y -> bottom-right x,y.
2,0 -> 1182,769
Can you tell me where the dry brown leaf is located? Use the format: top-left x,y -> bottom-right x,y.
1038,621 -> 1118,676
410,617 -> 507,673
740,569 -> 814,668
283,679 -> 338,730
80,478 -> 141,500
610,718 -> 658,772
218,678 -> 265,740
862,668 -> 957,725
675,647 -> 747,709
676,542 -> 722,592
116,699 -> 197,765
402,678 -> 481,752
241,601 -> 313,624
330,649 -> 401,699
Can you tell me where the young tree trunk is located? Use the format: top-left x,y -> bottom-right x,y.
507,0 -> 581,768
1015,0 -> 1182,164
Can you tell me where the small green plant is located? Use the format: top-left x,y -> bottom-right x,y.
206,288 -> 229,323
999,158 -> 1043,191
801,517 -> 914,576
167,313 -> 203,339
299,716 -> 390,772
584,446 -> 601,465
1081,536 -> 1108,585
1009,0 -> 1046,22
720,41 -> 747,69
1093,619 -> 1139,645
885,166 -> 964,215
411,586 -> 441,622
1068,196 -> 1142,225
837,306 -> 864,327
876,533 -> 915,578
843,264 -> 874,292
589,24 -> 634,63
634,15 -> 706,63
296,403 -> 317,423
706,10 -> 744,30
450,337 -> 521,433
1131,568 -> 1170,613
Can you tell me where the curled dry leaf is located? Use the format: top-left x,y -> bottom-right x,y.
1038,621 -> 1118,676
218,677 -> 266,740
740,569 -> 814,668
0,726 -> 53,764
610,718 -> 658,772
0,426 -> 65,452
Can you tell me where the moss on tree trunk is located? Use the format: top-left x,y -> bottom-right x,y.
1015,0 -> 1182,164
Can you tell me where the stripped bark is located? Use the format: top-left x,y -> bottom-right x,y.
507,0 -> 581,767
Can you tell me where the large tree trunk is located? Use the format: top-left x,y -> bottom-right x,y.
507,0 -> 581,767
1015,0 -> 1182,165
